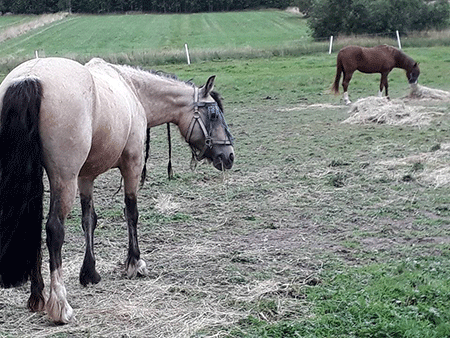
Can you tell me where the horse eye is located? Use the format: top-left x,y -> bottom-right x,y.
208,107 -> 219,120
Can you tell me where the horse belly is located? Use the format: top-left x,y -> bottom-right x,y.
79,126 -> 130,178
357,49 -> 394,74
78,83 -> 140,178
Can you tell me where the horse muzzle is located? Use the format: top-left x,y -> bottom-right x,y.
212,146 -> 234,170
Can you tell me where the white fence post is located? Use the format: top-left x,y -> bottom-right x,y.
329,36 -> 333,54
396,30 -> 402,49
184,43 -> 191,65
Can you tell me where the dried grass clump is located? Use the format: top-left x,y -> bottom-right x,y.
376,143 -> 450,187
407,84 -> 450,101
342,96 -> 431,126
154,193 -> 180,215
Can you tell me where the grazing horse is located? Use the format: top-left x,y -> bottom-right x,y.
332,45 -> 420,104
0,57 -> 234,323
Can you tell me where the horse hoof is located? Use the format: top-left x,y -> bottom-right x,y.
79,268 -> 101,286
28,293 -> 46,313
46,294 -> 74,324
127,259 -> 148,278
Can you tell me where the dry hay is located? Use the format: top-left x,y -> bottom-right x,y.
278,103 -> 342,112
342,96 -> 432,126
407,83 -> 450,101
376,143 -> 450,188
154,193 -> 181,215
0,164 -> 316,337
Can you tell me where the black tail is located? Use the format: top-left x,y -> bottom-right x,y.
0,78 -> 44,288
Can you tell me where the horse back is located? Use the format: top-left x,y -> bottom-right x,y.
338,45 -> 396,74
0,57 -> 143,180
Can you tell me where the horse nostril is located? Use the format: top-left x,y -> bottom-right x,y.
229,153 -> 234,163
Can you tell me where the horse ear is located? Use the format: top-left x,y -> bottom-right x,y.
203,75 -> 216,97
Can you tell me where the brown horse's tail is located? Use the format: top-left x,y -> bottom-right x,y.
0,78 -> 44,288
332,55 -> 343,94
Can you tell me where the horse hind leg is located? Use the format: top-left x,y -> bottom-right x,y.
45,181 -> 77,324
118,152 -> 148,278
342,70 -> 353,105
78,177 -> 101,286
124,195 -> 147,278
380,73 -> 389,99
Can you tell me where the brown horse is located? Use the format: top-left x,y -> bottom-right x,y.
0,57 -> 234,323
332,45 -> 420,104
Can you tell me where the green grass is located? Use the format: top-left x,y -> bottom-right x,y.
0,15 -> 35,30
232,256 -> 450,337
157,46 -> 450,106
0,11 -> 311,60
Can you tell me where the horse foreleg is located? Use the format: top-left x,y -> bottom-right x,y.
79,177 -> 101,286
45,182 -> 76,324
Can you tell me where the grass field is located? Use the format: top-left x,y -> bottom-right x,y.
0,11 -> 450,338
0,11 -> 311,62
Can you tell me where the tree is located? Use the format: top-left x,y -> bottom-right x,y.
308,0 -> 353,38
308,0 -> 450,39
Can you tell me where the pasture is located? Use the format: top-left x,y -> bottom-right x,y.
1,11 -> 450,338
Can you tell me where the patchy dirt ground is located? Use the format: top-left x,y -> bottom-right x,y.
1,93 -> 450,337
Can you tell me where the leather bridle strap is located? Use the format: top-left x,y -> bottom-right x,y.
185,87 -> 233,162
185,87 -> 212,160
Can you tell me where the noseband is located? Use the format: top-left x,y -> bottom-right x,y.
185,87 -> 233,161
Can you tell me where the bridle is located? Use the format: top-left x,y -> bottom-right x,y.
185,87 -> 233,161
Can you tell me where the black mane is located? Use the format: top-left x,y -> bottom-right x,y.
210,91 -> 224,113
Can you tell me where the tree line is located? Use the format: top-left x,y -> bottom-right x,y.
0,0 -> 295,14
2,0 -> 448,39
308,0 -> 450,39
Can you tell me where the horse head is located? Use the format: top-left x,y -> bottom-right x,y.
184,76 -> 234,171
407,62 -> 420,84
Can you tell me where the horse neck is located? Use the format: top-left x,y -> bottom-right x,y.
394,50 -> 414,71
123,68 -> 194,128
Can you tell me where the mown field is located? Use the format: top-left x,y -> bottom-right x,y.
0,11 -> 450,338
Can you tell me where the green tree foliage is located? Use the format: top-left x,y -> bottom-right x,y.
308,0 -> 450,39
0,0 -> 296,13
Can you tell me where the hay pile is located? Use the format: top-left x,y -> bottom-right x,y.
342,96 -> 431,126
407,83 -> 450,101
376,143 -> 450,188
